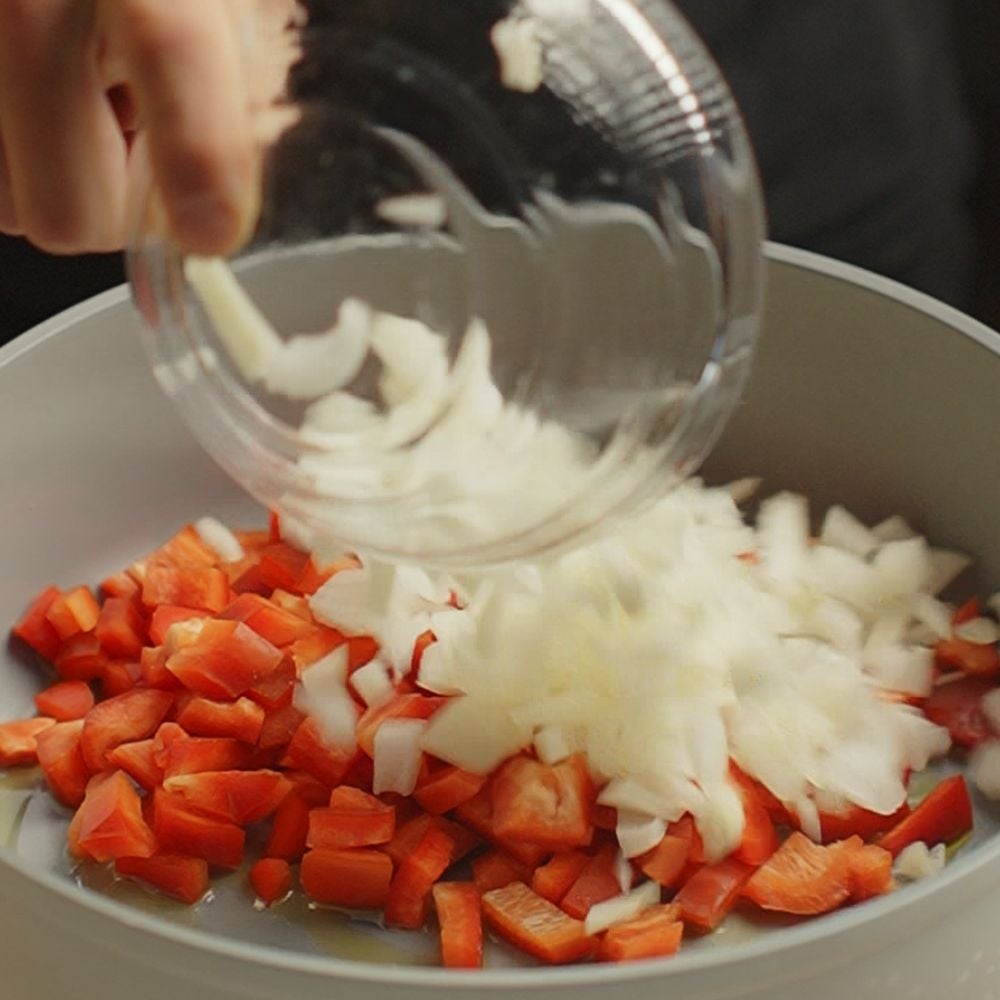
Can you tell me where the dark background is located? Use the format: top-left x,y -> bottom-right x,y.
1,1 -> 997,345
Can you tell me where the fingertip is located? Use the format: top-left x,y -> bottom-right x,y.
163,156 -> 261,256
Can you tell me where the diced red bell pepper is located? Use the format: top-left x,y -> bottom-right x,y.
878,774 -> 974,857
150,525 -> 221,568
414,765 -> 487,815
453,785 -> 548,868
257,704 -> 306,752
100,572 -> 140,601
280,716 -> 359,789
71,771 -> 158,862
142,563 -> 230,614
300,848 -> 394,909
245,654 -> 297,711
741,831 -> 850,915
924,676 -> 997,747
139,645 -> 181,690
730,771 -> 779,866
0,716 -> 57,766
101,659 -> 144,698
151,788 -> 245,869
636,831 -> 691,889
560,843 -> 622,919
307,786 -> 396,849
489,754 -> 595,851
80,688 -> 175,773
94,597 -> 146,659
54,632 -> 109,681
384,824 -> 456,929
676,857 -> 755,930
383,811 -> 478,866
45,586 -> 101,641
433,882 -> 483,969
411,629 -> 437,675
116,853 -> 210,904
165,619 -> 284,699
531,850 -> 591,904
220,593 -> 315,647
935,636 -> 1000,679
831,836 -> 894,902
12,586 -> 62,660
249,857 -> 293,906
106,738 -> 164,791
287,625 -> 346,671
156,731 -> 254,778
482,881 -> 595,964
34,680 -> 94,722
163,770 -> 292,824
175,696 -> 266,744
817,800 -> 911,844
597,904 -> 684,963
265,791 -> 313,861
148,606 -> 209,646
35,719 -> 90,807
471,849 -> 532,894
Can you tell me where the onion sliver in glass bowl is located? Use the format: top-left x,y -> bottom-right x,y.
1,245 -> 1000,999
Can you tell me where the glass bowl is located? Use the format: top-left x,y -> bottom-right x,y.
128,0 -> 765,568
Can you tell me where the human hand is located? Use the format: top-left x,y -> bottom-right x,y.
0,0 -> 299,256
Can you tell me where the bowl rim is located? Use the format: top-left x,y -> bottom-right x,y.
2,241 -> 1000,991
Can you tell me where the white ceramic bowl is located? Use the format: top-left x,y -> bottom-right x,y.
1,244 -> 999,999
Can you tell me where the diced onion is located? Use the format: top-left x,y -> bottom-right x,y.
894,841 -> 945,881
972,740 -> 1000,800
616,812 -> 667,859
373,718 -> 427,796
490,17 -> 544,93
194,516 -> 245,563
374,193 -> 448,230
185,257 -> 282,381
954,617 -> 1000,645
349,657 -> 395,708
584,880 -> 661,936
294,646 -> 357,749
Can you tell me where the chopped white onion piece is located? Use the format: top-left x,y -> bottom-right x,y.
872,538 -> 931,600
910,593 -> 953,640
972,740 -> 1000,800
374,193 -> 448,230
862,644 -> 934,698
871,515 -> 916,543
820,505 -> 878,558
350,657 -> 395,708
988,593 -> 1000,619
894,841 -> 945,881
613,850 -> 634,894
185,257 -> 282,381
980,690 -> 1000,735
373,718 -> 427,796
490,17 -> 544,93
954,617 -> 1000,645
194,516 -> 245,563
420,696 -> 531,774
533,726 -> 574,765
526,0 -> 591,20
724,476 -> 762,505
294,646 -> 357,749
616,812 -> 667,858
262,297 -> 372,400
928,548 -> 972,594
584,880 -> 661,936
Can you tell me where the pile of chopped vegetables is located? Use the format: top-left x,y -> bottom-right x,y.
3,481 -> 998,968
